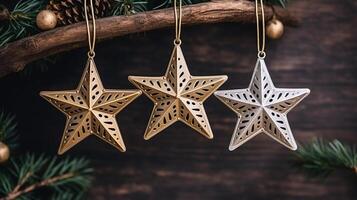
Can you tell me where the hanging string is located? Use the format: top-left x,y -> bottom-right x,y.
174,0 -> 182,45
255,0 -> 266,58
84,0 -> 96,58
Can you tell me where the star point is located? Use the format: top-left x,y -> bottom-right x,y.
215,58 -> 309,151
129,45 -> 227,140
41,59 -> 141,154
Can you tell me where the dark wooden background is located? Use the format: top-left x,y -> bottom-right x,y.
0,0 -> 356,199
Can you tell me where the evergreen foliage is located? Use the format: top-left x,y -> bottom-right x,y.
112,0 -> 148,15
0,154 -> 93,200
266,0 -> 289,7
0,110 -> 93,200
0,0 -> 46,46
0,0 -> 291,46
295,139 -> 357,176
0,112 -> 18,149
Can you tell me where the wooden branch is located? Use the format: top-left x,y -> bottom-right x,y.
0,0 -> 298,78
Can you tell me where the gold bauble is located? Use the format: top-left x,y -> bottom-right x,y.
0,142 -> 10,164
266,18 -> 284,39
36,10 -> 57,31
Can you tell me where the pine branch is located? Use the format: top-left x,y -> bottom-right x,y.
20,55 -> 60,78
0,0 -> 46,47
150,0 -> 289,10
150,0 -> 290,9
112,0 -> 148,15
50,192 -> 85,200
6,173 -> 75,200
0,0 -> 298,78
265,0 -> 289,8
0,112 -> 18,149
0,0 -> 292,47
0,154 -> 93,200
295,139 -> 357,176
150,0 -> 208,10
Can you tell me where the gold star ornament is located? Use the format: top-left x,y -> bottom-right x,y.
215,58 -> 310,151
40,59 -> 141,154
129,45 -> 227,140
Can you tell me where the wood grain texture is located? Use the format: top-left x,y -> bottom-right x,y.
0,0 -> 356,199
0,0 -> 298,78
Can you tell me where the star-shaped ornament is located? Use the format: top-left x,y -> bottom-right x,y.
215,58 -> 310,151
129,45 -> 227,140
40,59 -> 141,154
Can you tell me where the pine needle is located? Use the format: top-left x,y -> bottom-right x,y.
0,154 -> 93,200
112,0 -> 148,15
1,0 -> 291,46
0,0 -> 46,47
0,112 -> 18,149
265,0 -> 290,8
151,0 -> 290,9
295,139 -> 357,176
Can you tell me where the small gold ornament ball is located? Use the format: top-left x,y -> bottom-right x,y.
36,10 -> 57,31
266,18 -> 284,39
0,142 -> 10,164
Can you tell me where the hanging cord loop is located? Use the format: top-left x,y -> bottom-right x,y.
173,0 -> 182,45
84,0 -> 96,58
255,0 -> 266,58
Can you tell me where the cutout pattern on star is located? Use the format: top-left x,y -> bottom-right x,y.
129,45 -> 227,140
41,59 -> 142,154
215,58 -> 309,151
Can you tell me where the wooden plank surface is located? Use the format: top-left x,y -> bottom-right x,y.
0,0 -> 356,199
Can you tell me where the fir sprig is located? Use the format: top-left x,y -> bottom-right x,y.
153,0 -> 208,9
266,0 -> 289,8
152,0 -> 289,10
0,154 -> 93,200
295,139 -> 357,176
0,0 -> 291,46
112,0 -> 148,16
0,112 -> 18,149
0,0 -> 46,47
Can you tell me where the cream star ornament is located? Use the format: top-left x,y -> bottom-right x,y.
129,45 -> 227,140
40,58 -> 141,154
215,58 -> 310,151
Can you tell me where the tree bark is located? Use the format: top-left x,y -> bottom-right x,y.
0,0 -> 298,78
